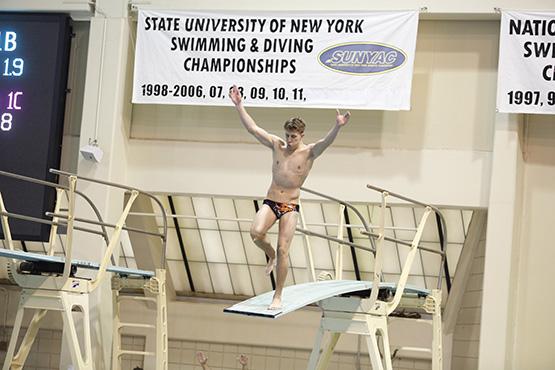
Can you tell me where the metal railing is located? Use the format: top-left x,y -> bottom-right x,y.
124,185 -> 450,300
0,169 -> 168,285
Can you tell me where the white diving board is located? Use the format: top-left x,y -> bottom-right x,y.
224,280 -> 431,319
0,248 -> 155,278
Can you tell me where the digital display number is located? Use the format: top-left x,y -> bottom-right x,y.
3,57 -> 25,76
0,31 -> 24,133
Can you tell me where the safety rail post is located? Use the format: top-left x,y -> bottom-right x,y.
46,189 -> 64,256
0,193 -> 15,254
89,190 -> 139,292
334,204 -> 345,280
155,268 -> 168,370
386,207 -> 432,315
62,176 -> 77,280
367,191 -> 388,308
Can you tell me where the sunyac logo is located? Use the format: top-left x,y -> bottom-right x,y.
319,42 -> 406,75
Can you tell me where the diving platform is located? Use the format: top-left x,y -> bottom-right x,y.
224,185 -> 446,370
224,280 -> 431,319
0,169 -> 168,370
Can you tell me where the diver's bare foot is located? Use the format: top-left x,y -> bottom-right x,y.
268,296 -> 282,310
265,256 -> 276,275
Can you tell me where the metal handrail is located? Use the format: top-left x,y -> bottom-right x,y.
0,169 -> 168,270
127,211 -> 418,231
366,184 -> 450,291
51,169 -> 168,268
46,212 -> 165,239
366,184 -> 449,254
301,186 -> 378,259
124,188 -> 449,290
0,170 -> 111,246
296,227 -> 375,253
0,210 -> 106,237
301,187 -> 372,233
360,230 -> 445,256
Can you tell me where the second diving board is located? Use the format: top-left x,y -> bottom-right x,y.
224,280 -> 431,319
0,248 -> 155,278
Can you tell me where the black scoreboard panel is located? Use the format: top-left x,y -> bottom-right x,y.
0,13 -> 71,241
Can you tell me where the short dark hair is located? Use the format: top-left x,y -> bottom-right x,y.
284,117 -> 306,133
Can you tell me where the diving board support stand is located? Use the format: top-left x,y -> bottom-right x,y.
307,297 -> 393,370
3,289 -> 93,370
429,289 -> 443,370
1,175 -> 92,370
307,288 -> 442,370
0,169 -> 169,370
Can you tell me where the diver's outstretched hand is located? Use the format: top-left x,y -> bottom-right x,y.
335,109 -> 351,127
229,85 -> 242,106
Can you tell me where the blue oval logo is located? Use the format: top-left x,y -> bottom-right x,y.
318,42 -> 406,75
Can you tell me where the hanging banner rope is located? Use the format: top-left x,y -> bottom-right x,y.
496,11 -> 555,114
132,10 -> 419,110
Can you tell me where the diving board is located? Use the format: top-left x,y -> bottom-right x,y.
224,280 -> 431,319
225,185 -> 445,370
0,248 -> 155,278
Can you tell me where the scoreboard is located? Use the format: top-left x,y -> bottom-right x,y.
0,13 -> 71,241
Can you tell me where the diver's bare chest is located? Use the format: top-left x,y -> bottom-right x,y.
273,149 -> 311,174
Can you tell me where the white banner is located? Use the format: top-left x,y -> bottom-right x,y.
132,10 -> 419,110
497,11 -> 555,114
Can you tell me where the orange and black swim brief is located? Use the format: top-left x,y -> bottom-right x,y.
263,199 -> 300,219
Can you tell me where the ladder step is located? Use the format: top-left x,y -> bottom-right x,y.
118,296 -> 156,303
119,323 -> 155,329
119,350 -> 155,357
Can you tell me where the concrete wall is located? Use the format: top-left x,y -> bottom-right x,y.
127,19 -> 498,207
165,337 -> 432,370
0,328 -> 145,370
0,326 -> 435,370
510,115 -> 555,369
0,328 -> 63,370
